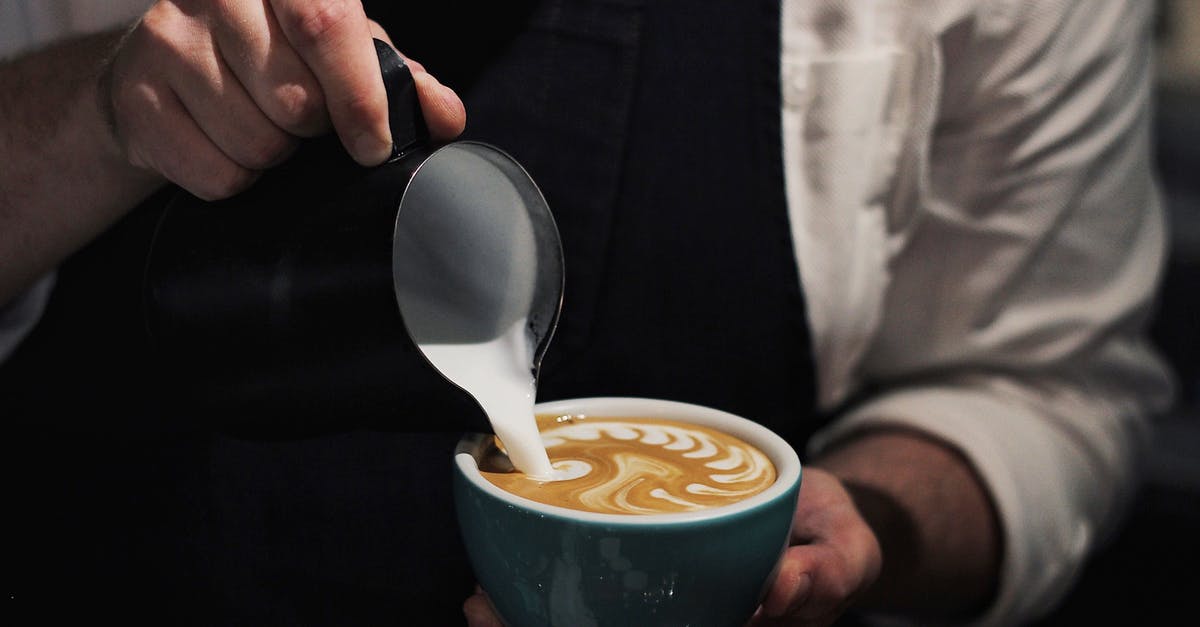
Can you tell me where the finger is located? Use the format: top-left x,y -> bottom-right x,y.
762,546 -> 814,618
744,607 -> 767,626
364,19 -> 464,143
269,0 -> 392,165
412,70 -> 466,142
116,80 -> 257,200
769,544 -> 870,626
168,33 -> 297,170
363,20 -> 427,78
211,0 -> 329,137
743,607 -> 794,627
400,54 -> 426,75
366,18 -> 393,47
462,592 -> 505,627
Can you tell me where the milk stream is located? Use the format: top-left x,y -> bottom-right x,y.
420,320 -> 557,479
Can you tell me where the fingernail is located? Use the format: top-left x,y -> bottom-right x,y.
354,131 -> 392,165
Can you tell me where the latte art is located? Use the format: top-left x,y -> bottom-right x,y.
481,416 -> 776,515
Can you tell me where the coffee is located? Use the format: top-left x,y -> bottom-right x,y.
480,414 -> 776,515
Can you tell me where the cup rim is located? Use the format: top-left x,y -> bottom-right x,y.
454,396 -> 802,525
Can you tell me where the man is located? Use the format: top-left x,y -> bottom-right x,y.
2,1 -> 1173,625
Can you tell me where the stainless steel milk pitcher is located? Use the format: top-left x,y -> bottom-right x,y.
144,40 -> 563,437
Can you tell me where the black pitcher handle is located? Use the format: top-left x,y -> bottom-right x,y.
374,38 -> 430,161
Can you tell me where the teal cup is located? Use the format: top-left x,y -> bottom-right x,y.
454,397 -> 802,627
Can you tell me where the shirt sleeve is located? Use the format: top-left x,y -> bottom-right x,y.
808,1 -> 1175,624
0,273 -> 55,363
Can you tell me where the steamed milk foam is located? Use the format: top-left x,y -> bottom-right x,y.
419,319 -> 557,479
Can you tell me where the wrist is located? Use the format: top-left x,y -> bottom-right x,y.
87,29 -> 155,182
834,480 -> 919,608
812,428 -> 1002,620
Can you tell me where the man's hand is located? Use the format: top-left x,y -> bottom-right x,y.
748,468 -> 881,626
103,0 -> 466,200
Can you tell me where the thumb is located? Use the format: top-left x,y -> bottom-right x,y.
462,589 -> 506,627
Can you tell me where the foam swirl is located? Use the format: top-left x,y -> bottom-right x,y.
481,416 -> 776,515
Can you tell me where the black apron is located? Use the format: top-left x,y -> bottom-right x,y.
460,0 -> 818,442
3,1 -> 821,624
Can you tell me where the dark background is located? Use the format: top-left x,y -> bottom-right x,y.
3,1 -> 1196,624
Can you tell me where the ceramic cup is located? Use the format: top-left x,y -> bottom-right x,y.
453,397 -> 802,627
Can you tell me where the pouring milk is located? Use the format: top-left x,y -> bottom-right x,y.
389,145 -> 567,478
420,320 -> 556,478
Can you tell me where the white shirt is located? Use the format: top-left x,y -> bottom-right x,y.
783,2 -> 1172,625
0,0 -> 148,59
0,1 -> 1173,625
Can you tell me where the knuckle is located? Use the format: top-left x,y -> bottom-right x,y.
135,3 -> 187,50
194,163 -> 256,200
108,81 -> 161,139
337,90 -> 386,129
271,83 -> 325,133
137,4 -> 173,36
108,78 -> 144,118
286,0 -> 355,47
818,576 -> 854,608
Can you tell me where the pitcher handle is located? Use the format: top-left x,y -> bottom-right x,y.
373,38 -> 430,162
